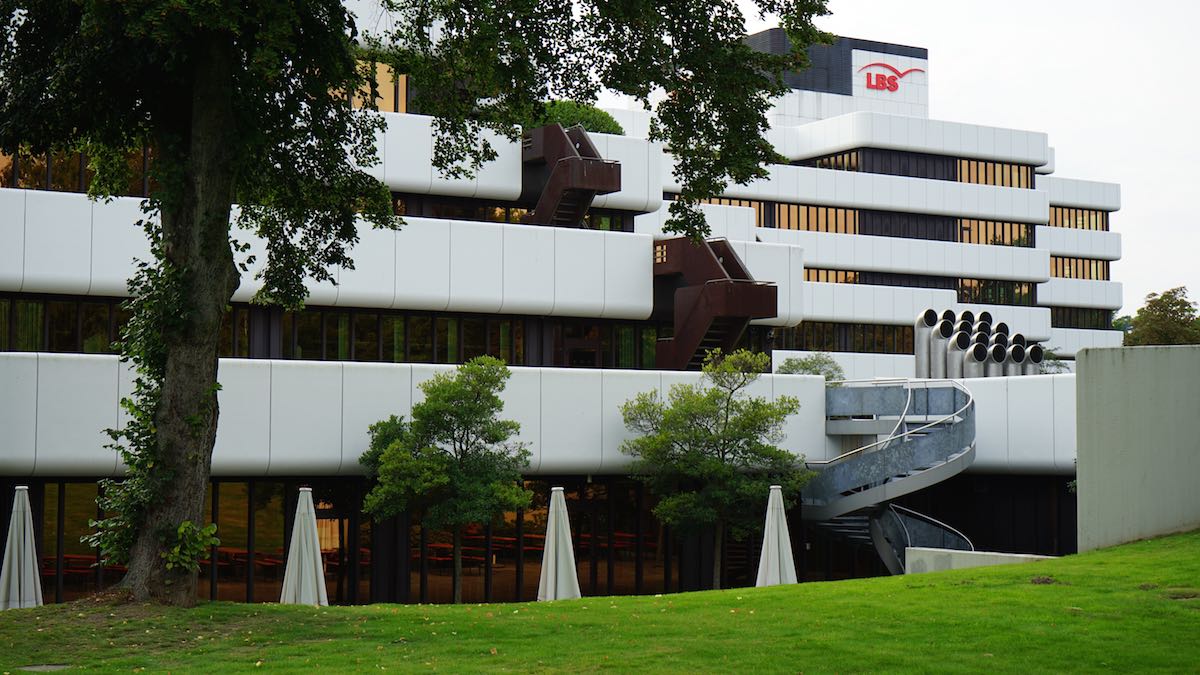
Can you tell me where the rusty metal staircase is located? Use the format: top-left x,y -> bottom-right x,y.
652,238 -> 778,370
520,124 -> 621,227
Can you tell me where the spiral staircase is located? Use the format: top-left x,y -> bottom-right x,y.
803,379 -> 977,574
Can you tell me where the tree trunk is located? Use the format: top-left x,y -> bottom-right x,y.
120,32 -> 240,607
452,527 -> 463,604
712,519 -> 724,591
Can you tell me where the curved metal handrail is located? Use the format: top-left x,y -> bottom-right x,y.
889,503 -> 975,552
806,378 -> 975,468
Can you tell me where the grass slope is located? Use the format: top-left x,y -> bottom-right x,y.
2,531 -> 1199,673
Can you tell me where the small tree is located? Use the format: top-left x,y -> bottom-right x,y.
361,357 -> 532,604
1124,287 -> 1200,346
776,352 -> 845,383
1039,347 -> 1071,374
621,349 -> 810,590
533,100 -> 625,135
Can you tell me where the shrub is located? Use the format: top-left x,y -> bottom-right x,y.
531,100 -> 624,135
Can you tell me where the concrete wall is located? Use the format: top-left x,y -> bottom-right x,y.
905,547 -> 1052,574
1076,346 -> 1200,551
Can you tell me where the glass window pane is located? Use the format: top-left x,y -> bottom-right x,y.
436,317 -> 459,364
295,312 -> 321,360
512,320 -> 525,365
409,315 -> 432,363
326,312 -> 350,360
353,313 -> 380,362
80,302 -> 111,353
45,301 -> 78,352
463,318 -> 486,361
14,299 -> 43,351
0,298 -> 9,351
382,315 -> 405,362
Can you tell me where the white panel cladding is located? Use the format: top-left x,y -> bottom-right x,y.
0,189 -> 24,289
23,189 -> 92,294
447,220 -> 504,314
601,232 -> 654,320
850,50 -> 929,116
598,106 -> 654,140
633,202 -> 756,242
1036,175 -> 1121,211
1035,225 -> 1121,261
589,133 -> 664,213
741,240 -> 803,327
90,196 -> 152,297
268,362 -> 344,476
1037,147 -> 1056,175
5,355 -> 834,477
393,217 -> 451,310
1037,277 -> 1124,311
552,227 -> 606,317
802,282 -> 955,326
335,223 -> 397,308
34,354 -> 119,476
757,228 -> 1051,283
473,128 -> 523,201
381,112 -> 434,194
960,374 -> 1076,475
772,349 -> 915,381
662,159 -> 1048,224
212,359 -> 272,476
538,368 -> 604,474
500,225 -> 555,315
1047,327 -> 1125,357
952,304 -> 1052,342
767,111 -> 1049,166
0,353 -> 38,474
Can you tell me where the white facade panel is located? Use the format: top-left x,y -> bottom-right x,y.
338,362 -> 412,473
448,220 -> 505,314
597,370 -> 657,473
212,359 -> 272,476
1035,225 -> 1121,261
1037,277 -> 1124,311
269,362 -> 344,476
89,196 -> 151,297
500,225 -> 555,316
1047,327 -> 1125,357
393,218 -> 451,311
34,355 -> 119,476
499,366 -> 543,474
0,354 -> 38,475
381,112 -> 434,194
633,202 -> 756,242
551,228 -> 606,317
538,369 -> 604,474
23,190 -> 92,295
1037,176 -> 1121,211
589,135 -> 662,213
335,224 -> 397,308
0,189 -> 24,290
601,233 -> 654,319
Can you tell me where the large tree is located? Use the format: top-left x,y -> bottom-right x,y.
0,0 -> 830,605
360,356 -> 531,604
621,349 -> 810,590
1124,287 -> 1200,346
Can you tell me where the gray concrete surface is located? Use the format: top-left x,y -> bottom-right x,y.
1076,345 -> 1200,552
905,547 -> 1053,574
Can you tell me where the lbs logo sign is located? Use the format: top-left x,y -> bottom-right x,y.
858,62 -> 925,92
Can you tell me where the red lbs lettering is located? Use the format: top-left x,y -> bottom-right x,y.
866,73 -> 899,91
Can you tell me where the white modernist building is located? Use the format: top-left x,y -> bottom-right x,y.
0,29 -> 1119,603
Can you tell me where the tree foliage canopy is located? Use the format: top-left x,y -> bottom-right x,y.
533,100 -> 625,135
621,349 -> 809,587
372,0 -> 831,237
1124,287 -> 1200,346
776,352 -> 845,383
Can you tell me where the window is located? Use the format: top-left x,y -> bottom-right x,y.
1051,256 -> 1110,280
353,313 -> 380,361
1050,307 -> 1114,330
957,279 -> 1036,306
1048,206 -> 1109,231
774,321 -> 914,355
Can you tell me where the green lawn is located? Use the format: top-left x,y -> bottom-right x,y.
2,531 -> 1199,673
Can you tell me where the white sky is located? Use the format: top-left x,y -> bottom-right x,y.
737,0 -> 1200,313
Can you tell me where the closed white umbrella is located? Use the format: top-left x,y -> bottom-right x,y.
1,486 -> 43,610
280,487 -> 328,606
537,487 -> 581,601
755,485 -> 798,587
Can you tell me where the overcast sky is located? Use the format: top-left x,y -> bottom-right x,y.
736,0 -> 1199,313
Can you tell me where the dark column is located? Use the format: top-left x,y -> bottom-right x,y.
634,484 -> 644,594
419,525 -> 429,603
514,508 -> 524,602
55,482 -> 64,603
606,479 -> 615,594
348,493 -> 361,605
210,482 -> 219,601
589,484 -> 598,594
399,511 -> 411,603
663,524 -> 672,593
246,480 -> 256,603
484,523 -> 494,602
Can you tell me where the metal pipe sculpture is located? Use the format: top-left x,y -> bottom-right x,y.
1024,344 -> 1045,375
985,343 -> 1007,377
958,310 -> 975,325
1010,333 -> 1027,348
914,309 -> 939,378
971,331 -> 990,346
930,320 -> 955,379
972,320 -> 992,336
1004,344 -> 1027,376
941,309 -> 957,324
978,310 -> 994,325
988,332 -> 1009,349
946,331 -> 971,379
963,343 -> 989,378
993,321 -> 1010,336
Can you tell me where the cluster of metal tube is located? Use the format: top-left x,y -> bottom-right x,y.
914,309 -> 1044,379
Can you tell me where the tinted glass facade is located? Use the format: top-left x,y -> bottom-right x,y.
804,269 -> 1036,306
798,148 -> 1034,188
774,321 -> 915,355
1051,256 -> 1110,281
1049,206 -> 1109,231
1050,307 -> 1115,330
